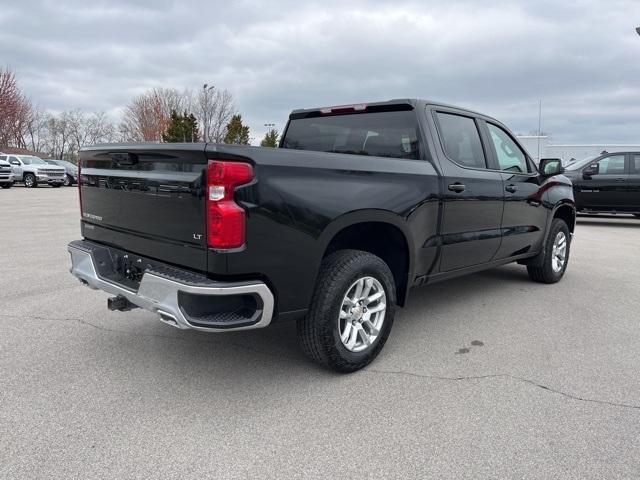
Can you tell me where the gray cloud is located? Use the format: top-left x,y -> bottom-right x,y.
1,0 -> 639,143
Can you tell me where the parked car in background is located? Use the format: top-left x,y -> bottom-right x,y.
45,159 -> 78,186
68,99 -> 576,372
0,154 -> 15,188
563,152 -> 640,218
6,155 -> 66,188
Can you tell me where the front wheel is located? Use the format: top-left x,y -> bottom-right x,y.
527,218 -> 571,283
0,182 -> 12,189
24,174 -> 37,188
297,250 -> 396,372
64,174 -> 73,186
51,183 -> 62,188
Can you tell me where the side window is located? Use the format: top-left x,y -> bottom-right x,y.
9,156 -> 20,165
435,112 -> 487,169
632,155 -> 640,173
487,124 -> 528,173
594,155 -> 625,175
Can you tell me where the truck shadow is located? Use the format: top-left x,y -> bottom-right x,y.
95,264 -> 528,383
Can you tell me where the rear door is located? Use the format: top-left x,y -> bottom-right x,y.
574,154 -> 628,210
430,109 -> 504,272
79,144 -> 209,271
629,154 -> 640,211
482,121 -> 547,259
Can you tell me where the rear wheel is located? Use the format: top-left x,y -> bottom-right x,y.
24,174 -> 37,188
297,249 -> 396,372
527,218 -> 571,283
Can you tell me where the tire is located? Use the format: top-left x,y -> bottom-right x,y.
527,218 -> 571,283
64,174 -> 73,186
634,214 -> 640,219
51,183 -> 62,188
297,249 -> 396,373
24,173 -> 37,188
1,182 -> 12,189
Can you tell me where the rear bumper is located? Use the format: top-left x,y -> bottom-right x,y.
68,240 -> 274,332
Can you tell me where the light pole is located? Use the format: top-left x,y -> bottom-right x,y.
202,83 -> 214,141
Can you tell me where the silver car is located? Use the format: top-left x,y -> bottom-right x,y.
45,159 -> 78,186
6,155 -> 66,188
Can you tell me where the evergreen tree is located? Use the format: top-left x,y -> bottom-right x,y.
223,114 -> 250,145
260,128 -> 279,147
162,110 -> 199,143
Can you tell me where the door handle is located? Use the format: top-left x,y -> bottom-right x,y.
448,183 -> 466,193
505,184 -> 518,193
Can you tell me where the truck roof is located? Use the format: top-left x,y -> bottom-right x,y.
289,98 -> 492,121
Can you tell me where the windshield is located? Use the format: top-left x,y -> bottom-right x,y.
565,155 -> 599,171
282,110 -> 419,159
20,156 -> 47,165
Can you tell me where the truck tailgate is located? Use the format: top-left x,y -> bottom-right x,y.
79,144 -> 208,271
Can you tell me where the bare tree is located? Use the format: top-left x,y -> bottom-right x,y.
46,112 -> 72,159
24,106 -> 49,152
196,84 -> 235,143
0,66 -> 32,148
66,109 -> 116,158
120,87 -> 191,142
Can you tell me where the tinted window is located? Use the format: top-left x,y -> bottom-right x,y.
436,113 -> 486,168
595,155 -> 625,175
282,110 -> 419,159
487,124 -> 528,173
632,155 -> 640,173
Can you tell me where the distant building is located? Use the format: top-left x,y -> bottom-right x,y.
516,135 -> 640,165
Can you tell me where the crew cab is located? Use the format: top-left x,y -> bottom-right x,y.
563,152 -> 640,218
68,99 -> 576,372
7,155 -> 66,187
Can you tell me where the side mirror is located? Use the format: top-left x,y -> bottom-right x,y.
10,161 -> 20,166
583,163 -> 599,178
539,158 -> 564,176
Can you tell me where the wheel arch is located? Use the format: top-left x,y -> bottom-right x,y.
318,210 -> 415,307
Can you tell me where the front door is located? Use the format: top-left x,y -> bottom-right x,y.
483,122 -> 547,258
573,154 -> 628,210
430,110 -> 504,272
9,157 -> 23,180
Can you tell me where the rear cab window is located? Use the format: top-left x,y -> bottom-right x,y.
281,106 -> 420,160
434,112 -> 487,169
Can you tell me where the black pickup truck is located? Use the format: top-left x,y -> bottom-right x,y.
68,99 -> 575,372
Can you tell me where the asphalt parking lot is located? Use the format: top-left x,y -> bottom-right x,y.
1,186 -> 639,479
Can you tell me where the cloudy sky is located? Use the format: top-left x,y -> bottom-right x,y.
1,0 -> 639,143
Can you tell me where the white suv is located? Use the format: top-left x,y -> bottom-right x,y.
0,154 -> 15,189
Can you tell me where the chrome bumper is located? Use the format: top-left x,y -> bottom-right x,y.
68,241 -> 274,332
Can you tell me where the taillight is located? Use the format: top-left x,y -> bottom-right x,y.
78,160 -> 82,217
206,160 -> 253,249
